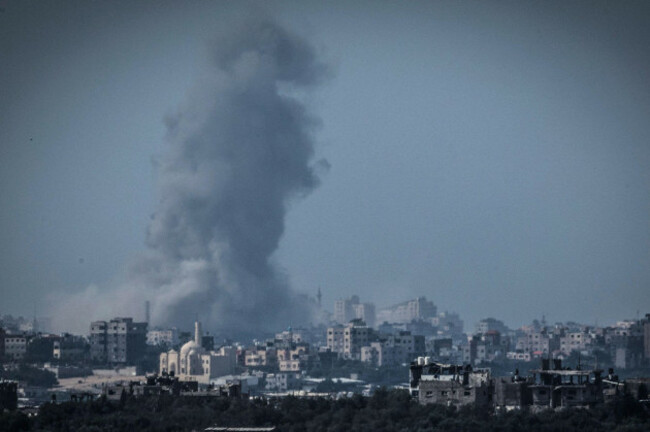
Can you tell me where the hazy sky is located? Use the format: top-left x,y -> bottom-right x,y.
1,1 -> 649,331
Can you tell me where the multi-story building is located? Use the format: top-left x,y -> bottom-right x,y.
377,297 -> 437,324
90,318 -> 147,364
265,372 -> 301,392
334,296 -> 376,327
275,329 -> 303,346
640,314 -> 650,361
409,358 -> 492,408
516,329 -> 551,356
327,320 -> 375,360
432,311 -> 464,338
475,318 -> 510,335
343,320 -> 373,360
353,303 -> 376,328
559,331 -> 590,356
277,345 -> 310,372
146,328 -> 179,347
53,334 -> 88,362
334,296 -> 359,324
90,321 -> 108,362
361,331 -> 425,366
326,325 -> 345,354
3,334 -> 28,360
244,346 -> 277,368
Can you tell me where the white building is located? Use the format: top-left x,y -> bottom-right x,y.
377,297 -> 437,324
159,322 -> 236,384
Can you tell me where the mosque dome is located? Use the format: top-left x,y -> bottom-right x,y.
180,340 -> 201,359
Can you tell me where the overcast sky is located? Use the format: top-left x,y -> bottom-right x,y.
1,0 -> 649,331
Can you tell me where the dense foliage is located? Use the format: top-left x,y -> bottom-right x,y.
0,364 -> 58,388
1,389 -> 649,432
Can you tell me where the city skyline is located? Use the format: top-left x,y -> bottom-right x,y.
1,1 -> 649,333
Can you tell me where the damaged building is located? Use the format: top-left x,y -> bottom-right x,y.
494,369 -> 534,412
410,357 -> 492,408
528,359 -> 604,412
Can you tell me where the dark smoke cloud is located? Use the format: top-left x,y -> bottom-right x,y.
143,17 -> 329,333
53,16 -> 329,335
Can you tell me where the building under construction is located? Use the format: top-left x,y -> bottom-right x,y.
409,357 -> 492,408
527,358 -> 604,412
411,357 -> 635,412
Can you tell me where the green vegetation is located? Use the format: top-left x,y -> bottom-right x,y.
0,364 -> 58,388
1,389 -> 649,432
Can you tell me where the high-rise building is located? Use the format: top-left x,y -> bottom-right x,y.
90,317 -> 147,364
334,295 -> 376,327
90,321 -> 108,362
334,295 -> 359,324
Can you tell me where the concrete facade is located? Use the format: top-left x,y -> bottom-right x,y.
3,334 -> 27,360
90,318 -> 147,364
410,358 -> 492,408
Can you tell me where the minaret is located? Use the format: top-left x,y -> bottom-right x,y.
317,286 -> 322,308
194,321 -> 202,345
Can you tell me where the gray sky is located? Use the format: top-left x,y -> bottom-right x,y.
1,1 -> 649,332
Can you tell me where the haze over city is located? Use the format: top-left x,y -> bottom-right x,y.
1,1 -> 649,334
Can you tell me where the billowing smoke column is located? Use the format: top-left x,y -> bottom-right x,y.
140,18 -> 328,334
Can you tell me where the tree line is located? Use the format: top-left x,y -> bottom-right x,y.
1,388 -> 649,432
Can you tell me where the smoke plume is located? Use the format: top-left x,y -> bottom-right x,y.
53,16 -> 329,335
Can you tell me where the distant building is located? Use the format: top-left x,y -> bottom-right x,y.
334,296 -> 376,328
327,320 -> 374,360
361,331 -> 425,367
432,311 -> 464,338
559,331 -> 590,356
516,328 -> 551,357
343,320 -> 372,360
475,318 -> 509,335
643,314 -> 650,360
0,327 -> 5,360
90,317 -> 147,364
265,372 -> 301,392
3,334 -> 28,360
245,346 -> 277,368
528,359 -> 604,412
159,321 -> 236,384
53,334 -> 88,362
147,328 -> 179,347
326,325 -> 345,354
377,297 -> 437,324
494,372 -> 533,412
353,303 -> 376,328
506,351 -> 532,362
409,358 -> 492,408
275,329 -> 303,345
